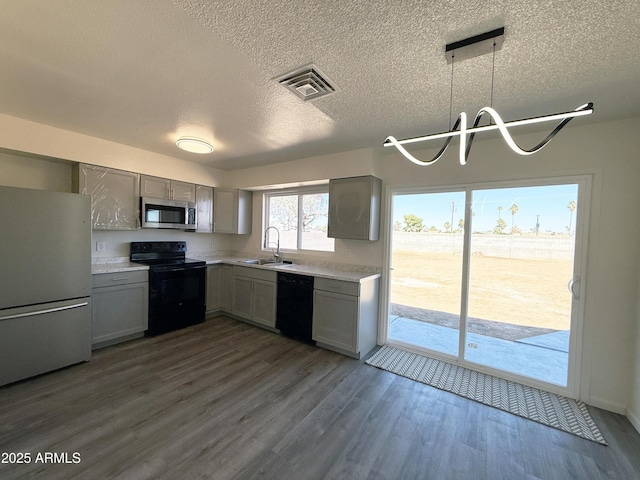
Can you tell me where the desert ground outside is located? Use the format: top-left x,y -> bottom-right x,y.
390,249 -> 574,339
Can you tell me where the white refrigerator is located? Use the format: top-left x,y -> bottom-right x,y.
0,185 -> 92,386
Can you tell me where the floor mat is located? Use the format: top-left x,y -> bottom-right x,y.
366,345 -> 606,445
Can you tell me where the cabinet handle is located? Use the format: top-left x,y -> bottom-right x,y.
110,276 -> 129,281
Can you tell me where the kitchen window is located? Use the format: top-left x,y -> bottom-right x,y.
264,187 -> 335,253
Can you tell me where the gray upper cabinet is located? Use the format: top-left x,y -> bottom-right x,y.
195,185 -> 213,233
328,175 -> 382,241
74,163 -> 140,230
213,188 -> 252,234
140,175 -> 196,202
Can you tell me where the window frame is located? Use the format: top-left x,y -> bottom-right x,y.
383,174 -> 592,398
263,185 -> 334,253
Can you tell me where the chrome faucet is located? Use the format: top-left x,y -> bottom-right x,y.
263,226 -> 280,262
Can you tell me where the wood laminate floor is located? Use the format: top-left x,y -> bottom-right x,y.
1,316 -> 639,480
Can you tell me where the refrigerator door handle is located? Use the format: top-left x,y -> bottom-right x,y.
0,302 -> 89,322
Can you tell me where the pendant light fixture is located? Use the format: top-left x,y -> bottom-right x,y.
384,28 -> 594,166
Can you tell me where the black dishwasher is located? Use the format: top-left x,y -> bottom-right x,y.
276,272 -> 314,343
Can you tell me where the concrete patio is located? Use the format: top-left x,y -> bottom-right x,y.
388,315 -> 569,386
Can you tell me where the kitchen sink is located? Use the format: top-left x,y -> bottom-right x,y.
240,259 -> 294,267
241,259 -> 279,265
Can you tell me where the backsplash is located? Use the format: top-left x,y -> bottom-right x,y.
230,249 -> 382,275
93,249 -> 381,275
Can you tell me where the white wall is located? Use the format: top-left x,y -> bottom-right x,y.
228,148 -> 385,270
91,229 -> 231,260
227,148 -> 382,189
0,113 -> 227,187
0,150 -> 73,192
382,116 -> 640,415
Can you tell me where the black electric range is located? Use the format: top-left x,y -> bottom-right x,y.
130,241 -> 206,336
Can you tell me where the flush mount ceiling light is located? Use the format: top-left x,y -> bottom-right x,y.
384,28 -> 594,166
175,137 -> 214,154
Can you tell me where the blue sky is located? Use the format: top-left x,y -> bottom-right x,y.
393,184 -> 579,233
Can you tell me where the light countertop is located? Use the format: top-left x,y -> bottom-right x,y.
195,257 -> 381,283
91,262 -> 149,275
92,256 -> 380,283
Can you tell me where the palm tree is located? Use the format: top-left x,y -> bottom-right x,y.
509,203 -> 519,234
494,218 -> 507,234
498,206 -> 503,220
567,200 -> 577,235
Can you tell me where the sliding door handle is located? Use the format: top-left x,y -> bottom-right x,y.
567,277 -> 580,299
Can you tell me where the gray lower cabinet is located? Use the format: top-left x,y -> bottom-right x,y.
91,271 -> 148,349
206,264 -> 233,315
220,265 -> 233,312
206,263 -> 379,358
312,277 -> 379,359
206,264 -> 222,313
231,266 -> 276,329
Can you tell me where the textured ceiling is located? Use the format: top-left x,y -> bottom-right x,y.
0,1 -> 638,171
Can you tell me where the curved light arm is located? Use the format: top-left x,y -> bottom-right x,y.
384,103 -> 594,165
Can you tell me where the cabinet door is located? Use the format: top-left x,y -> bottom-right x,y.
140,175 -> 171,199
92,282 -> 148,345
328,176 -> 381,240
172,181 -> 196,202
206,265 -> 222,313
196,185 -> 213,233
220,266 -> 233,311
236,189 -> 253,234
252,279 -> 276,328
313,290 -> 358,352
213,189 -> 237,233
232,275 -> 252,319
79,164 -> 140,230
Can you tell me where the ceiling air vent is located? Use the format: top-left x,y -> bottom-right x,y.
276,64 -> 337,101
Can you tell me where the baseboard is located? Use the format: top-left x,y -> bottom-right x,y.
224,313 -> 280,334
587,396 -> 627,415
205,308 -> 225,318
626,407 -> 640,435
92,331 -> 144,351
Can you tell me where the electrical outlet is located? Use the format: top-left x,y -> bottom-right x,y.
96,241 -> 106,252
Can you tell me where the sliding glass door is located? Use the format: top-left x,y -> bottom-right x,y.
388,178 -> 588,393
389,190 -> 465,357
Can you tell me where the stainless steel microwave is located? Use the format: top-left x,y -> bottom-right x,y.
141,197 -> 196,230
